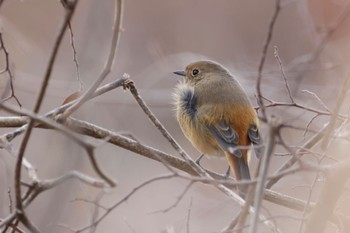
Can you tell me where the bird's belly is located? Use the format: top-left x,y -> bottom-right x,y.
177,112 -> 223,157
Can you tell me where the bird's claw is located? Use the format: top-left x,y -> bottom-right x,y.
224,166 -> 231,179
195,154 -> 205,166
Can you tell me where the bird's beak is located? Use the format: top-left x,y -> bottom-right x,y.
173,70 -> 186,77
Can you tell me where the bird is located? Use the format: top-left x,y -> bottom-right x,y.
173,60 -> 261,195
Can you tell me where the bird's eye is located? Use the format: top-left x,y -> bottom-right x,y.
191,69 -> 199,76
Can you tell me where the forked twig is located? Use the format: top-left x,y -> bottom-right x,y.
0,33 -> 21,107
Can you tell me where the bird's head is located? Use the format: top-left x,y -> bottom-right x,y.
173,60 -> 230,86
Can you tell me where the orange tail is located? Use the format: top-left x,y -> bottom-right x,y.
225,152 -> 250,197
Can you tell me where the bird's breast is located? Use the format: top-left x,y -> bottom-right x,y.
174,84 -> 197,132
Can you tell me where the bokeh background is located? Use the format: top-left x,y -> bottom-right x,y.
1,0 -> 350,232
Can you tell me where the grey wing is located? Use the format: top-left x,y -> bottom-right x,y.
208,121 -> 251,182
248,124 -> 263,159
208,121 -> 242,158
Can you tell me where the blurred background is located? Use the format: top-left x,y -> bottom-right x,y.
1,0 -> 350,232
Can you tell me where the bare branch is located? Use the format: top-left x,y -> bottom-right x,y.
303,114 -> 320,138
263,188 -> 313,212
232,185 -> 256,233
0,134 -> 39,181
67,22 -> 83,91
3,77 -> 127,143
0,103 -> 87,147
321,75 -> 350,148
7,188 -> 12,213
0,114 -> 318,213
149,181 -> 194,214
65,117 -> 199,176
260,99 -> 335,117
186,198 -> 193,233
76,174 -> 177,232
301,90 -> 330,113
297,172 -> 319,233
249,120 -> 278,233
266,124 -> 328,188
60,0 -> 123,119
274,45 -> 293,103
0,170 -> 107,230
0,33 -> 21,107
39,170 -> 108,191
85,146 -> 117,187
13,2 -> 78,231
0,102 -> 116,188
256,0 -> 281,120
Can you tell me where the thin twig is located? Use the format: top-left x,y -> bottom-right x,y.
67,22 -> 83,91
274,46 -> 293,103
0,33 -> 21,107
0,171 -> 107,229
7,187 -> 12,213
321,74 -> 350,148
233,185 -> 256,233
301,90 -> 330,112
0,102 -> 116,188
0,102 -> 88,147
266,123 -> 328,188
0,183 -> 37,229
297,172 -> 319,233
122,218 -> 137,233
303,114 -> 320,138
88,191 -> 105,233
85,147 -> 117,187
149,181 -> 194,214
256,0 -> 281,120
0,136 -> 39,182
60,0 -> 123,119
260,100 -> 335,117
39,170 -> 108,190
186,197 -> 193,233
76,174 -> 177,232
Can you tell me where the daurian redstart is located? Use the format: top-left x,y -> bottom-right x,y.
173,60 -> 261,195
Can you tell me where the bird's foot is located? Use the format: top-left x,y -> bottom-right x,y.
224,166 -> 231,179
195,154 -> 205,166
